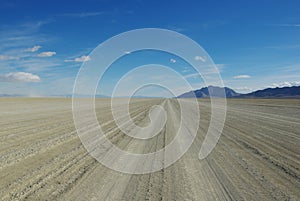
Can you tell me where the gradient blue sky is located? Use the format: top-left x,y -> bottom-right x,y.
0,0 -> 300,97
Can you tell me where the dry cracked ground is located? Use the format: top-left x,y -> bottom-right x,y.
0,98 -> 299,200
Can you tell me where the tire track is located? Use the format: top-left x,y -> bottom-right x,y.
0,98 -> 299,200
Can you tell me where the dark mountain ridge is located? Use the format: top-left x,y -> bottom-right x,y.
177,86 -> 300,98
178,86 -> 240,98
239,86 -> 300,98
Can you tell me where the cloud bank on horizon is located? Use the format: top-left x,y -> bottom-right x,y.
0,0 -> 299,96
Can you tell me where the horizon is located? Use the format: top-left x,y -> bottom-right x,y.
1,84 -> 299,98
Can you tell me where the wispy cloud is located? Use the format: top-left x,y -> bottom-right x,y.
0,22 -> 47,52
0,21 -> 55,73
233,75 -> 251,79
25,45 -> 42,52
17,58 -> 61,72
0,72 -> 41,82
184,73 -> 201,79
65,55 -> 91,62
166,26 -> 187,33
181,67 -> 191,73
0,55 -> 19,60
38,51 -> 56,57
58,12 -> 104,18
182,64 -> 225,75
273,24 -> 300,27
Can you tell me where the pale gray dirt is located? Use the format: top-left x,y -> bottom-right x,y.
0,98 -> 299,200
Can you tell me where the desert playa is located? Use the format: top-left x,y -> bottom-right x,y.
0,98 -> 299,200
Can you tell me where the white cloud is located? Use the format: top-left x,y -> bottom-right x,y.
234,86 -> 253,93
124,51 -> 131,54
194,55 -> 206,62
25,45 -> 41,52
233,75 -> 251,79
170,58 -> 176,63
65,55 -> 91,62
38,51 -> 56,57
270,81 -> 300,88
0,72 -> 41,82
0,55 -> 19,60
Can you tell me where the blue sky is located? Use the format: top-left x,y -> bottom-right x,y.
0,0 -> 300,97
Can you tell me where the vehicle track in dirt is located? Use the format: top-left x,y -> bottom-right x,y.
0,98 -> 299,200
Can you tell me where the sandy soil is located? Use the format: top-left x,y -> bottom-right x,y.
0,98 -> 299,200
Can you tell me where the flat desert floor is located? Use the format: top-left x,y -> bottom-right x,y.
0,98 -> 299,200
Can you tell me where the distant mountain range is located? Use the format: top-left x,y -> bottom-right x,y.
0,94 -> 25,97
0,94 -> 110,98
1,86 -> 300,98
178,86 -> 300,98
238,86 -> 300,98
0,94 -> 162,98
